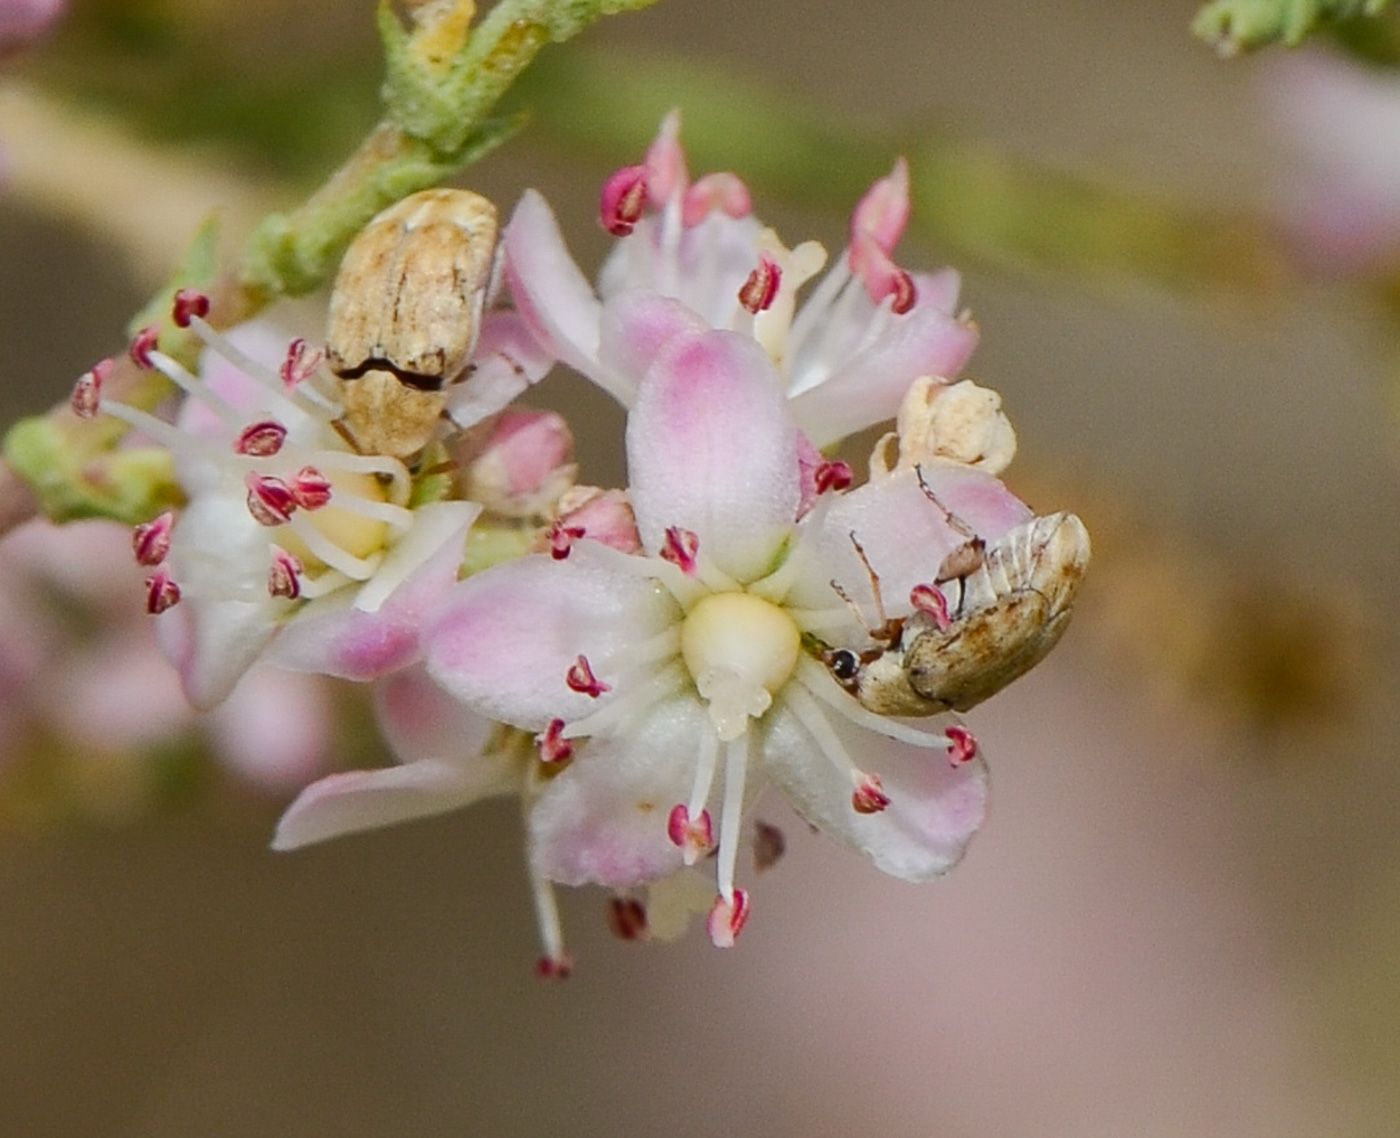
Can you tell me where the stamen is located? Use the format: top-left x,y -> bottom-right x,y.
888,269 -> 916,315
235,420 -> 288,457
535,955 -> 573,979
814,460 -> 852,494
600,165 -> 649,236
526,819 -> 571,976
714,734 -> 749,902
667,803 -> 714,863
145,568 -> 181,614
564,660 -> 686,740
537,718 -> 573,764
910,582 -> 952,630
146,349 -> 244,428
549,522 -> 586,560
280,338 -> 324,389
607,897 -> 650,941
246,473 -> 298,526
660,526 -> 699,575
684,727 -> 719,829
792,657 -> 956,749
946,724 -> 979,767
289,467 -> 333,510
172,289 -> 211,327
706,887 -> 750,948
132,512 -> 174,566
738,252 -> 781,314
71,359 -> 112,419
753,820 -> 785,872
852,772 -> 891,814
565,654 -> 610,698
183,315 -> 340,422
268,547 -> 303,599
287,512 -> 384,579
128,326 -> 159,369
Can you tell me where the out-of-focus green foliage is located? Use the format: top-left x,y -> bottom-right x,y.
1194,0 -> 1394,54
514,49 -> 1287,299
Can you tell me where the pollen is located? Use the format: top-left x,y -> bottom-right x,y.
680,591 -> 800,740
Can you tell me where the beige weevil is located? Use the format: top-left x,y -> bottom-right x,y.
825,510 -> 1091,716
326,187 -> 500,459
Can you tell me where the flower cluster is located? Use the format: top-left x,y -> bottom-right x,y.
68,114 -> 1087,974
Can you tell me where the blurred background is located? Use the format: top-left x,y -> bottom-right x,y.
2,0 -> 1400,1134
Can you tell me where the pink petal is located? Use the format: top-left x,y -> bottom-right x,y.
273,668 -> 510,849
627,329 -> 801,580
211,667 -> 334,792
424,546 -> 677,731
159,494 -> 286,709
789,305 -> 980,448
271,757 -> 511,850
529,695 -> 704,888
596,289 -> 708,402
445,311 -> 556,429
373,665 -> 497,764
913,266 -> 964,314
502,190 -> 603,379
267,502 -> 477,681
763,701 -> 988,881
790,464 -> 1033,617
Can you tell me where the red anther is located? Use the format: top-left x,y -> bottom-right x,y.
144,569 -> 181,615
234,419 -> 288,457
852,772 -> 891,814
814,460 -> 853,495
667,804 -> 713,855
706,888 -> 751,948
246,473 -> 297,526
667,803 -> 691,847
267,547 -> 303,599
565,654 -> 610,698
279,338 -> 324,389
538,718 -> 574,764
945,724 -> 978,767
535,953 -> 573,980
132,512 -> 174,567
910,583 -> 951,630
753,820 -> 786,873
548,522 -> 586,561
289,467 -> 333,510
71,359 -> 113,419
600,165 -> 649,236
682,172 -> 752,226
738,252 -> 781,314
128,325 -> 160,369
659,526 -> 699,576
606,897 -> 650,942
888,268 -> 916,315
172,289 -> 211,328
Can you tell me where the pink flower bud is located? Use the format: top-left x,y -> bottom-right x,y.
459,409 -> 575,519
537,487 -> 641,557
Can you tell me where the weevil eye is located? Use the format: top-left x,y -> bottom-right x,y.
828,649 -> 860,682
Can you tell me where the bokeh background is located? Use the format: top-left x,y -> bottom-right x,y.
2,0 -> 1400,1135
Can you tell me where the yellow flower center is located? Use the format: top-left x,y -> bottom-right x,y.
680,591 -> 800,741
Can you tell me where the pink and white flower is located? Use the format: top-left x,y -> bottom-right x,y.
0,0 -> 63,58
421,324 -> 1032,946
74,302 -> 553,707
273,666 -> 582,973
504,111 -> 980,448
1261,48 -> 1400,273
